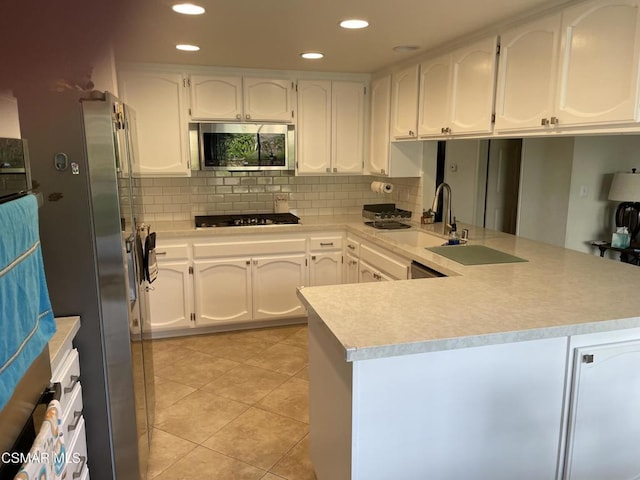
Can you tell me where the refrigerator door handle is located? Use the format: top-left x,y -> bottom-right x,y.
125,235 -> 137,304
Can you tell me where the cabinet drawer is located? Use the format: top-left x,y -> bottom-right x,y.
51,348 -> 80,412
360,244 -> 410,280
155,244 -> 189,261
310,236 -> 342,250
345,236 -> 361,256
65,416 -> 88,480
194,238 -> 307,258
62,383 -> 84,442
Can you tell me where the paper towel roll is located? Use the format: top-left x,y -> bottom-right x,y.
371,181 -> 394,194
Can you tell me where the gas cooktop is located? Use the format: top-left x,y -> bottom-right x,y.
195,213 -> 300,228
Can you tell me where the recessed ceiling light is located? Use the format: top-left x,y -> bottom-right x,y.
301,52 -> 324,60
393,45 -> 420,52
176,44 -> 200,52
172,3 -> 205,15
339,19 -> 369,29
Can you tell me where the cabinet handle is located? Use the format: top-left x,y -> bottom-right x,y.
582,354 -> 594,364
236,114 -> 241,120
373,273 -> 381,280
541,118 -> 550,126
64,375 -> 80,394
311,255 -> 316,260
72,456 -> 87,479
347,244 -> 356,250
408,130 -> 415,136
68,411 -> 83,431
246,260 -> 251,265
326,167 -> 331,173
333,167 -> 337,173
156,251 -> 167,256
550,116 -> 559,125
441,127 -> 446,134
253,260 -> 258,265
245,114 -> 251,120
380,169 -> 385,174
444,127 -> 451,134
320,242 -> 334,247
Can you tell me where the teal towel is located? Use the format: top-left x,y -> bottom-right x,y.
0,194 -> 56,412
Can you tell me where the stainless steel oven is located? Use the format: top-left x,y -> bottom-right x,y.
192,123 -> 295,171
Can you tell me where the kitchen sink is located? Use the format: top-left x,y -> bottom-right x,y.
378,230 -> 445,247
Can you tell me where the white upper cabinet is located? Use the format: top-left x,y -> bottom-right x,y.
297,80 -> 365,174
368,75 -> 391,175
118,70 -> 191,177
449,36 -> 498,135
189,75 -> 242,120
390,64 -> 420,139
419,36 -> 498,138
556,0 -> 640,127
243,78 -> 294,122
189,75 -> 294,122
494,14 -> 562,132
418,54 -> 452,136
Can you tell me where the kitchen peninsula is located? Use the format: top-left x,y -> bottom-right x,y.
291,218 -> 640,480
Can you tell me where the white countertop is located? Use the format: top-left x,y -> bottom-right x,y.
152,216 -> 640,361
49,316 -> 80,373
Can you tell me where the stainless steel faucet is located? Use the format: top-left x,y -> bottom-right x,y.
431,182 -> 453,236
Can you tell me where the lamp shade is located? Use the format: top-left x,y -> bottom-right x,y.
608,172 -> 640,202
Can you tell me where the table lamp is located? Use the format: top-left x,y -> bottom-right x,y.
608,168 -> 640,243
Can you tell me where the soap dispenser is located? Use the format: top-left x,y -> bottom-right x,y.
448,218 -> 460,245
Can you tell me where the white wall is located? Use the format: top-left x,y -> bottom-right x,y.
565,135 -> 640,253
517,137 -> 574,247
443,139 -> 487,225
0,91 -> 21,138
91,45 -> 119,95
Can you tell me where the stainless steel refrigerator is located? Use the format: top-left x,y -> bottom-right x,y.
15,88 -> 155,480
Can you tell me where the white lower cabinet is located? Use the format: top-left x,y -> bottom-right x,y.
343,252 -> 359,284
358,259 -> 393,282
252,254 -> 308,319
309,235 -> 343,286
147,244 -> 193,332
563,337 -> 640,480
193,258 -> 252,325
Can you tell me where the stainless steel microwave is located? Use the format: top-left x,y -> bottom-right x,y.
190,123 -> 295,171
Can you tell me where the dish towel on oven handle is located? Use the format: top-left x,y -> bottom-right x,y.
0,194 -> 56,411
14,399 -> 66,480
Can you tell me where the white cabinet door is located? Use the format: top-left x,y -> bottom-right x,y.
343,251 -> 359,284
358,259 -> 391,283
297,80 -> 332,174
332,81 -> 365,174
189,75 -> 242,121
147,261 -> 192,332
117,71 -> 190,176
564,340 -> 640,480
252,254 -> 308,320
310,251 -> 343,286
368,75 -> 391,175
390,64 -> 419,139
557,0 -> 640,126
418,54 -> 452,137
243,78 -> 294,122
494,14 -> 562,132
193,258 -> 252,325
449,36 -> 498,135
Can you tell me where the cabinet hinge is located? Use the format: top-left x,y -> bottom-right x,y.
305,258 -> 308,267
341,256 -> 344,264
296,161 -> 299,169
291,110 -> 294,118
491,113 -> 496,123
364,86 -> 367,95
496,44 -> 501,55
291,81 -> 294,90
295,83 -> 298,92
189,108 -> 192,116
582,354 -> 594,364
189,266 -> 194,275
191,313 -> 196,322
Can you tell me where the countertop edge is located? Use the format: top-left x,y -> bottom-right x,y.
342,317 -> 640,361
49,316 -> 81,374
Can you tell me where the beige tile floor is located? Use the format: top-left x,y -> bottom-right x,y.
147,324 -> 316,480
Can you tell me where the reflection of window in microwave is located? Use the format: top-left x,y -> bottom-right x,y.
204,132 -> 285,167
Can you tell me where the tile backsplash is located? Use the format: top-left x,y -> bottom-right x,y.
130,170 -> 424,223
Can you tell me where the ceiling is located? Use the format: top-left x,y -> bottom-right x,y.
113,0 -> 565,74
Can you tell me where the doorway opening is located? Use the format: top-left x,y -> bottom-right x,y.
482,139 -> 522,234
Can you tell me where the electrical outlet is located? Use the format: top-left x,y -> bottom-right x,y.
579,185 -> 588,197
